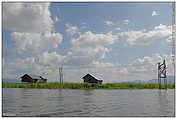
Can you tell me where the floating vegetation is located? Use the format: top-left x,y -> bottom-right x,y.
2,83 -> 175,89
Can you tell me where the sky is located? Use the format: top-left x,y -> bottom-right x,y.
2,2 -> 175,83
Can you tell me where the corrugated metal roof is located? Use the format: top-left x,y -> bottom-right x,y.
28,74 -> 42,79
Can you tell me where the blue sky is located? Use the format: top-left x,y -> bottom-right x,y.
2,2 -> 174,82
51,2 -> 172,64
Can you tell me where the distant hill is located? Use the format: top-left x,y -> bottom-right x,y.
147,76 -> 175,84
120,76 -> 175,84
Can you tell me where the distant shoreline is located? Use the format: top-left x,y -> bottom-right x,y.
2,83 -> 175,89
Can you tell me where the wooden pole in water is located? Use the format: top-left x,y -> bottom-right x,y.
165,77 -> 167,89
158,63 -> 161,89
61,66 -> 63,84
59,67 -> 62,84
59,67 -> 60,84
59,66 -> 64,84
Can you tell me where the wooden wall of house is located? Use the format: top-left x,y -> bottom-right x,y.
21,75 -> 33,82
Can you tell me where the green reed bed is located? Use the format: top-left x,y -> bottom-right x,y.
2,82 -> 175,89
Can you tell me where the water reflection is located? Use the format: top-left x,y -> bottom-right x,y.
83,89 -> 95,96
157,90 -> 174,116
158,90 -> 168,106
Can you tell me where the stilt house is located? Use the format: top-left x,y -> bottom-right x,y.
82,74 -> 103,84
21,74 -> 47,83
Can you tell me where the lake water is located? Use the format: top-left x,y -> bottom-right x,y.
2,88 -> 175,117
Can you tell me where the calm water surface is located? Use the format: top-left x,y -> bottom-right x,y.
2,88 -> 175,117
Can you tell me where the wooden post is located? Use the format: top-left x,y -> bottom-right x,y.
164,77 -> 167,89
158,63 -> 161,89
59,67 -> 61,84
61,67 -> 63,84
59,66 -> 64,84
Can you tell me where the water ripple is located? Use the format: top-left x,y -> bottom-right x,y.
3,88 -> 175,117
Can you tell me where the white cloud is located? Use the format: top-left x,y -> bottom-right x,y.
115,27 -> 121,30
152,10 -> 160,16
3,29 -> 119,80
123,19 -> 130,25
129,54 -> 162,73
3,3 -> 122,81
3,56 -> 110,82
37,52 -> 65,67
53,16 -> 59,23
100,54 -> 173,82
3,57 -> 39,79
65,47 -> 111,67
119,24 -> 172,45
104,20 -> 114,26
92,61 -> 114,67
3,3 -> 173,83
62,56 -> 172,82
2,2 -> 64,80
3,55 -> 65,81
3,2 -> 64,56
11,32 -> 63,55
3,3 -> 53,33
65,31 -> 118,66
118,67 -> 129,74
71,31 -> 116,49
65,23 -> 80,35
126,54 -> 173,76
80,22 -> 88,29
3,52 -> 174,83
166,35 -> 176,47
72,31 -> 116,56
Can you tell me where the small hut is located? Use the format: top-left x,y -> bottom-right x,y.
82,74 -> 103,84
21,74 -> 47,83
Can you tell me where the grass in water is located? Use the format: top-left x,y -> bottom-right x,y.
2,83 -> 175,89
